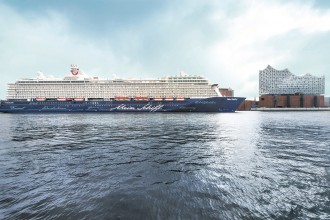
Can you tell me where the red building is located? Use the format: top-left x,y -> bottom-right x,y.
258,94 -> 324,108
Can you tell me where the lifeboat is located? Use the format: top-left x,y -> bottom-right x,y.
154,98 -> 163,101
164,98 -> 174,101
115,96 -> 130,101
57,98 -> 66,101
175,98 -> 185,101
134,96 -> 149,101
74,97 -> 85,101
36,97 -> 46,101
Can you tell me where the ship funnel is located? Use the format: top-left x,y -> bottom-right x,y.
70,64 -> 80,76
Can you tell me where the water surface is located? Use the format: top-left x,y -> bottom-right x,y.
0,112 -> 329,219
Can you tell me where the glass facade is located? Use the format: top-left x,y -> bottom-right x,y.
259,65 -> 325,95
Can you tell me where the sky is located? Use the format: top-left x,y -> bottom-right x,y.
0,0 -> 330,100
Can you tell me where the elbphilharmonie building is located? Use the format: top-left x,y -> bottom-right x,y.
259,65 -> 325,95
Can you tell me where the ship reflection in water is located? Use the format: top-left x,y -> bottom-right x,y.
0,112 -> 329,219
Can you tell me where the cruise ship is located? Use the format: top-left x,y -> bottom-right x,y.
0,65 -> 245,113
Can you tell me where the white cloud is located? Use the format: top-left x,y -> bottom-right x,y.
207,0 -> 330,99
0,4 -> 122,99
0,0 -> 330,100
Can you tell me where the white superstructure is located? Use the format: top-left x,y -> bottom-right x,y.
259,65 -> 325,95
7,65 -> 222,100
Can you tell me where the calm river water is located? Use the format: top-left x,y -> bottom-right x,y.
0,112 -> 329,219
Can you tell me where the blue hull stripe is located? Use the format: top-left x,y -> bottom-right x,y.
0,97 -> 245,113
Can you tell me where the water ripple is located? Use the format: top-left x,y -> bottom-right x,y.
0,112 -> 329,219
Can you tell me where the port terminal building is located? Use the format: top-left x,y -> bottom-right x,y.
258,65 -> 325,108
